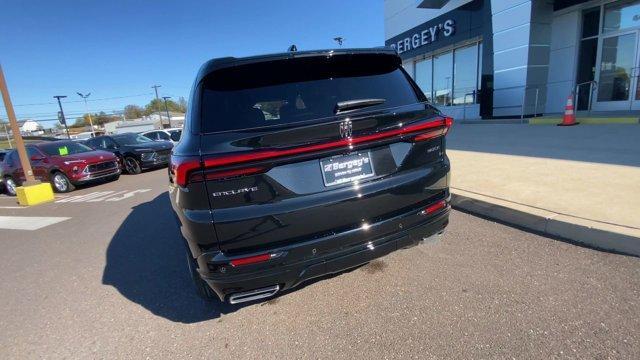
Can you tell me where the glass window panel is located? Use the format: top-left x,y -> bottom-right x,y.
597,33 -> 635,101
575,38 -> 598,110
582,7 -> 600,38
415,58 -> 433,102
433,51 -> 453,106
603,0 -> 640,34
477,42 -> 483,103
453,44 -> 478,105
402,60 -> 414,79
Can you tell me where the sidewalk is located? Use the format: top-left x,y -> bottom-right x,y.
447,123 -> 640,256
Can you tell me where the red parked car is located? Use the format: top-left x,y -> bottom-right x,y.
1,140 -> 120,195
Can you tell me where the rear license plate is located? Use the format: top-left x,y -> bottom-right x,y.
320,151 -> 375,187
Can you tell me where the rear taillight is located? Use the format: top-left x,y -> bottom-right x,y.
188,116 -> 452,186
203,166 -> 267,181
202,117 -> 452,168
170,155 -> 201,187
412,116 -> 453,142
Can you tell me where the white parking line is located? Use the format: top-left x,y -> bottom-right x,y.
0,216 -> 70,231
54,189 -> 152,203
56,191 -> 114,203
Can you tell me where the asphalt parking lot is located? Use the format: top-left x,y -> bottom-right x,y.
0,169 -> 639,359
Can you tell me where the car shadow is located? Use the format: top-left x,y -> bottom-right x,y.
102,192 -> 239,323
102,192 -> 369,323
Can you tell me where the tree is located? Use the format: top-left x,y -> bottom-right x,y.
143,98 -> 186,116
124,105 -> 145,119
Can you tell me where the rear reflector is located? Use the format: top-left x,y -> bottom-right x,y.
422,200 -> 447,215
230,253 -> 272,267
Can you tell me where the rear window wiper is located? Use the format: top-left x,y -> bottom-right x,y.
334,98 -> 386,114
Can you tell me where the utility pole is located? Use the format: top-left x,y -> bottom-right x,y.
76,92 -> 95,137
0,64 -> 37,184
151,84 -> 161,100
162,96 -> 171,129
53,95 -> 70,139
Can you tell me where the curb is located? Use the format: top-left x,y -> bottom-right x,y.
450,189 -> 640,257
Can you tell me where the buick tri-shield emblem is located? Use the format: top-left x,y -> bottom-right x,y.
339,119 -> 353,139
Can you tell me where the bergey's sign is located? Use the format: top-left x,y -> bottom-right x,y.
389,19 -> 455,54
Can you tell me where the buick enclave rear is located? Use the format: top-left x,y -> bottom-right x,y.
169,48 -> 451,303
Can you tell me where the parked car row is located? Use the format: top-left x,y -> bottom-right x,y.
0,131 -> 175,196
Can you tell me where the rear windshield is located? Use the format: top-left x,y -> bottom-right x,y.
201,54 -> 420,133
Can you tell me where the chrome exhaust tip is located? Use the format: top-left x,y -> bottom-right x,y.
228,285 -> 280,304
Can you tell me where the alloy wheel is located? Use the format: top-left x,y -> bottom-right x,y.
52,173 -> 68,192
5,178 -> 17,196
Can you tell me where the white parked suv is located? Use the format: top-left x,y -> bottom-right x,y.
140,128 -> 182,143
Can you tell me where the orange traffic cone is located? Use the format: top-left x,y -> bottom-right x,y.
558,93 -> 579,126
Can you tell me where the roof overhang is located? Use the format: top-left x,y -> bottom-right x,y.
417,0 -> 451,9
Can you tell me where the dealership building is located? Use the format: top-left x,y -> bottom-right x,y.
385,0 -> 640,119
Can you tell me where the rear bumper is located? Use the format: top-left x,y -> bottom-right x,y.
196,202 -> 449,301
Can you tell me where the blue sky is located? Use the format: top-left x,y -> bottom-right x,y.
0,0 -> 384,127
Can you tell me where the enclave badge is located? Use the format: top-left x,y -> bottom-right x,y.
212,186 -> 258,197
339,119 -> 353,139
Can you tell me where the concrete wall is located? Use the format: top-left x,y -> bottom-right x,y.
545,10 -> 581,114
491,0 -> 552,117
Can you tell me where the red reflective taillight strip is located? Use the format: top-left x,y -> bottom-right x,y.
421,199 -> 448,215
172,117 -> 453,187
203,166 -> 266,181
203,117 -> 452,169
229,253 -> 272,267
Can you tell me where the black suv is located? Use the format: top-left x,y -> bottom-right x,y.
170,48 -> 451,304
85,133 -> 173,174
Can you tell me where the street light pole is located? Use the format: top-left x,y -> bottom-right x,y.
76,92 -> 95,137
53,95 -> 70,139
0,64 -> 37,184
162,96 -> 171,129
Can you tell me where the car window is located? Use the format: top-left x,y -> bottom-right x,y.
111,133 -> 153,146
39,142 -> 93,156
103,138 -> 118,149
169,130 -> 181,142
6,150 -> 17,165
200,54 -> 420,132
143,132 -> 158,140
157,131 -> 170,140
26,147 -> 42,158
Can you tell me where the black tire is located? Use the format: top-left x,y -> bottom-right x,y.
4,177 -> 17,196
51,172 -> 75,193
124,156 -> 142,174
185,247 -> 218,301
